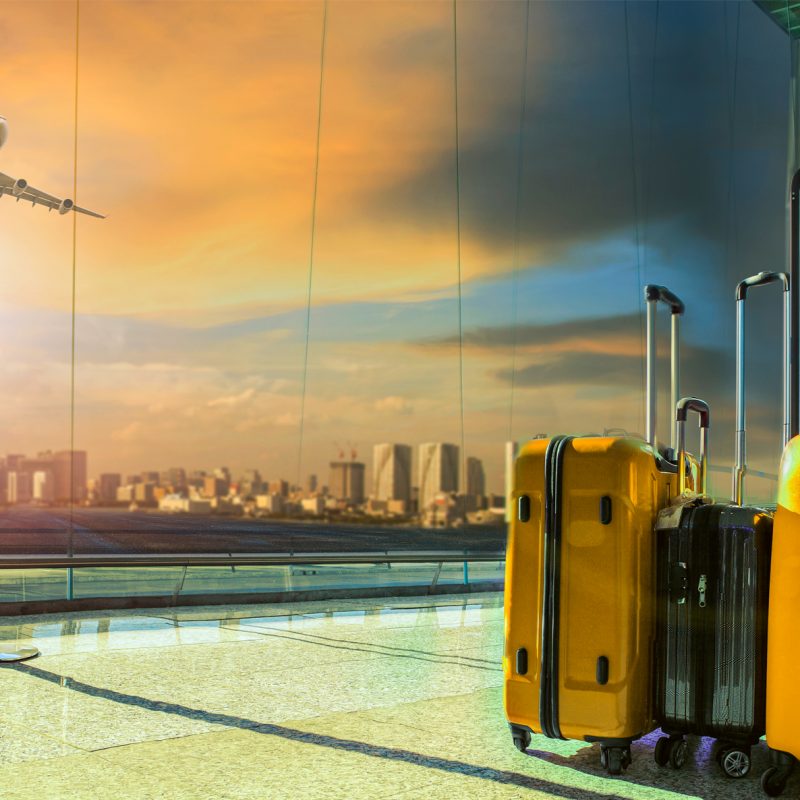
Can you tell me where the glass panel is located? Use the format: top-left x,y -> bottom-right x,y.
0,1 -> 789,583
0,1 -> 80,559
0,569 -> 68,603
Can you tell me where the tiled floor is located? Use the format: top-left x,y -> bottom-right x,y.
0,592 -> 790,799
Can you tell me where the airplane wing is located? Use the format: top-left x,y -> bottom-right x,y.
0,172 -> 105,219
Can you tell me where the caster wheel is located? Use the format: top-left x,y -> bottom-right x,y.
762,766 -> 789,797
600,747 -> 608,769
654,736 -> 673,767
720,748 -> 750,779
603,746 -> 625,776
668,737 -> 688,769
512,730 -> 531,753
621,747 -> 632,770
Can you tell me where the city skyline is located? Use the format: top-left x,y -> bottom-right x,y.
0,441 -> 496,506
0,1 -> 790,502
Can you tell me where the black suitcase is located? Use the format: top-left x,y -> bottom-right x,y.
654,496 -> 772,777
653,271 -> 790,779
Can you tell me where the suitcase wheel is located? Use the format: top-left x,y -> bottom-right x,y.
510,727 -> 531,754
717,746 -> 751,779
600,745 -> 631,776
761,766 -> 790,797
654,735 -> 685,768
668,737 -> 688,770
653,736 -> 686,769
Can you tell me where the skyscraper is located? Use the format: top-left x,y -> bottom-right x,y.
418,443 -> 459,512
99,473 -> 122,503
32,471 -> 54,503
373,444 -> 412,503
466,456 -> 486,503
329,462 -> 365,504
54,450 -> 88,503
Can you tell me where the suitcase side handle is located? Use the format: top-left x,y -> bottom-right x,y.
733,271 -> 791,505
644,284 -> 685,453
676,397 -> 709,496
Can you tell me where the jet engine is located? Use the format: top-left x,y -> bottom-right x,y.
58,198 -> 74,215
12,178 -> 27,197
0,117 -> 7,150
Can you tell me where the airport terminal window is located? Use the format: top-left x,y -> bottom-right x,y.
0,1 -> 791,594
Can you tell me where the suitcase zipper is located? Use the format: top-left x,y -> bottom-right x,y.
540,434 -> 571,740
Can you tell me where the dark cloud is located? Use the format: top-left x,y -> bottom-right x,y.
357,1 -> 787,261
424,312 -> 640,350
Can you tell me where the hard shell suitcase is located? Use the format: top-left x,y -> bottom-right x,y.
761,437 -> 800,797
504,285 -> 686,775
761,170 -> 800,798
653,271 -> 789,780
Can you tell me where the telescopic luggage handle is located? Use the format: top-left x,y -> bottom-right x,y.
733,270 -> 791,505
676,397 -> 709,496
644,285 -> 685,452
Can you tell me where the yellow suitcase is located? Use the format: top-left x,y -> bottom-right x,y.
504,285 -> 684,775
763,435 -> 800,796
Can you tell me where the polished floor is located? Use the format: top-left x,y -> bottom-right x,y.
0,592 -> 788,800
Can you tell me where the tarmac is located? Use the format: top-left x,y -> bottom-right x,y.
0,591 -> 788,800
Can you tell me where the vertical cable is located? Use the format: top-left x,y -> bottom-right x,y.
640,1 -> 660,303
724,3 -> 741,274
724,4 -> 741,497
68,0 -> 80,560
297,0 -> 328,491
507,0 -> 531,445
624,1 -> 646,437
453,0 -> 467,501
639,0 -> 659,441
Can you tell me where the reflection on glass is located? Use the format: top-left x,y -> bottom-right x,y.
0,1 -> 791,578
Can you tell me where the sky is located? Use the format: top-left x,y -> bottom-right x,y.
0,0 -> 792,498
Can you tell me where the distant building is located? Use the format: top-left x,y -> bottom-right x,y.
269,480 -> 289,498
422,492 -> 466,528
373,444 -> 411,503
99,473 -> 122,503
301,496 -> 324,515
134,482 -> 157,506
164,467 -> 187,492
238,469 -> 264,496
466,456 -> 486,510
418,443 -> 459,512
307,474 -> 318,494
7,471 -> 32,504
255,493 -> 284,514
141,471 -> 160,484
159,494 -> 212,514
116,485 -> 135,502
32,470 -> 55,503
505,441 -> 517,523
203,476 -> 228,498
6,454 -> 24,471
328,462 -> 365,504
60,450 -> 87,503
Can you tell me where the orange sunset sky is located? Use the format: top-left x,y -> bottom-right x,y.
0,0 -> 792,496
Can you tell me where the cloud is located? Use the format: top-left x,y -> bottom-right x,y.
359,1 -> 787,271
207,388 -> 256,408
374,396 -> 413,414
111,421 -> 144,442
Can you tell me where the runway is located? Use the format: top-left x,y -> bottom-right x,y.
0,508 -> 506,556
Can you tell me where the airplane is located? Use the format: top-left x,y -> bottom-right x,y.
0,116 -> 104,219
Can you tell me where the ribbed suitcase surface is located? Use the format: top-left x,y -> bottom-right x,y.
655,501 -> 771,742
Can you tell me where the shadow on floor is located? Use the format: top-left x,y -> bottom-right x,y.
12,661 -> 651,800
